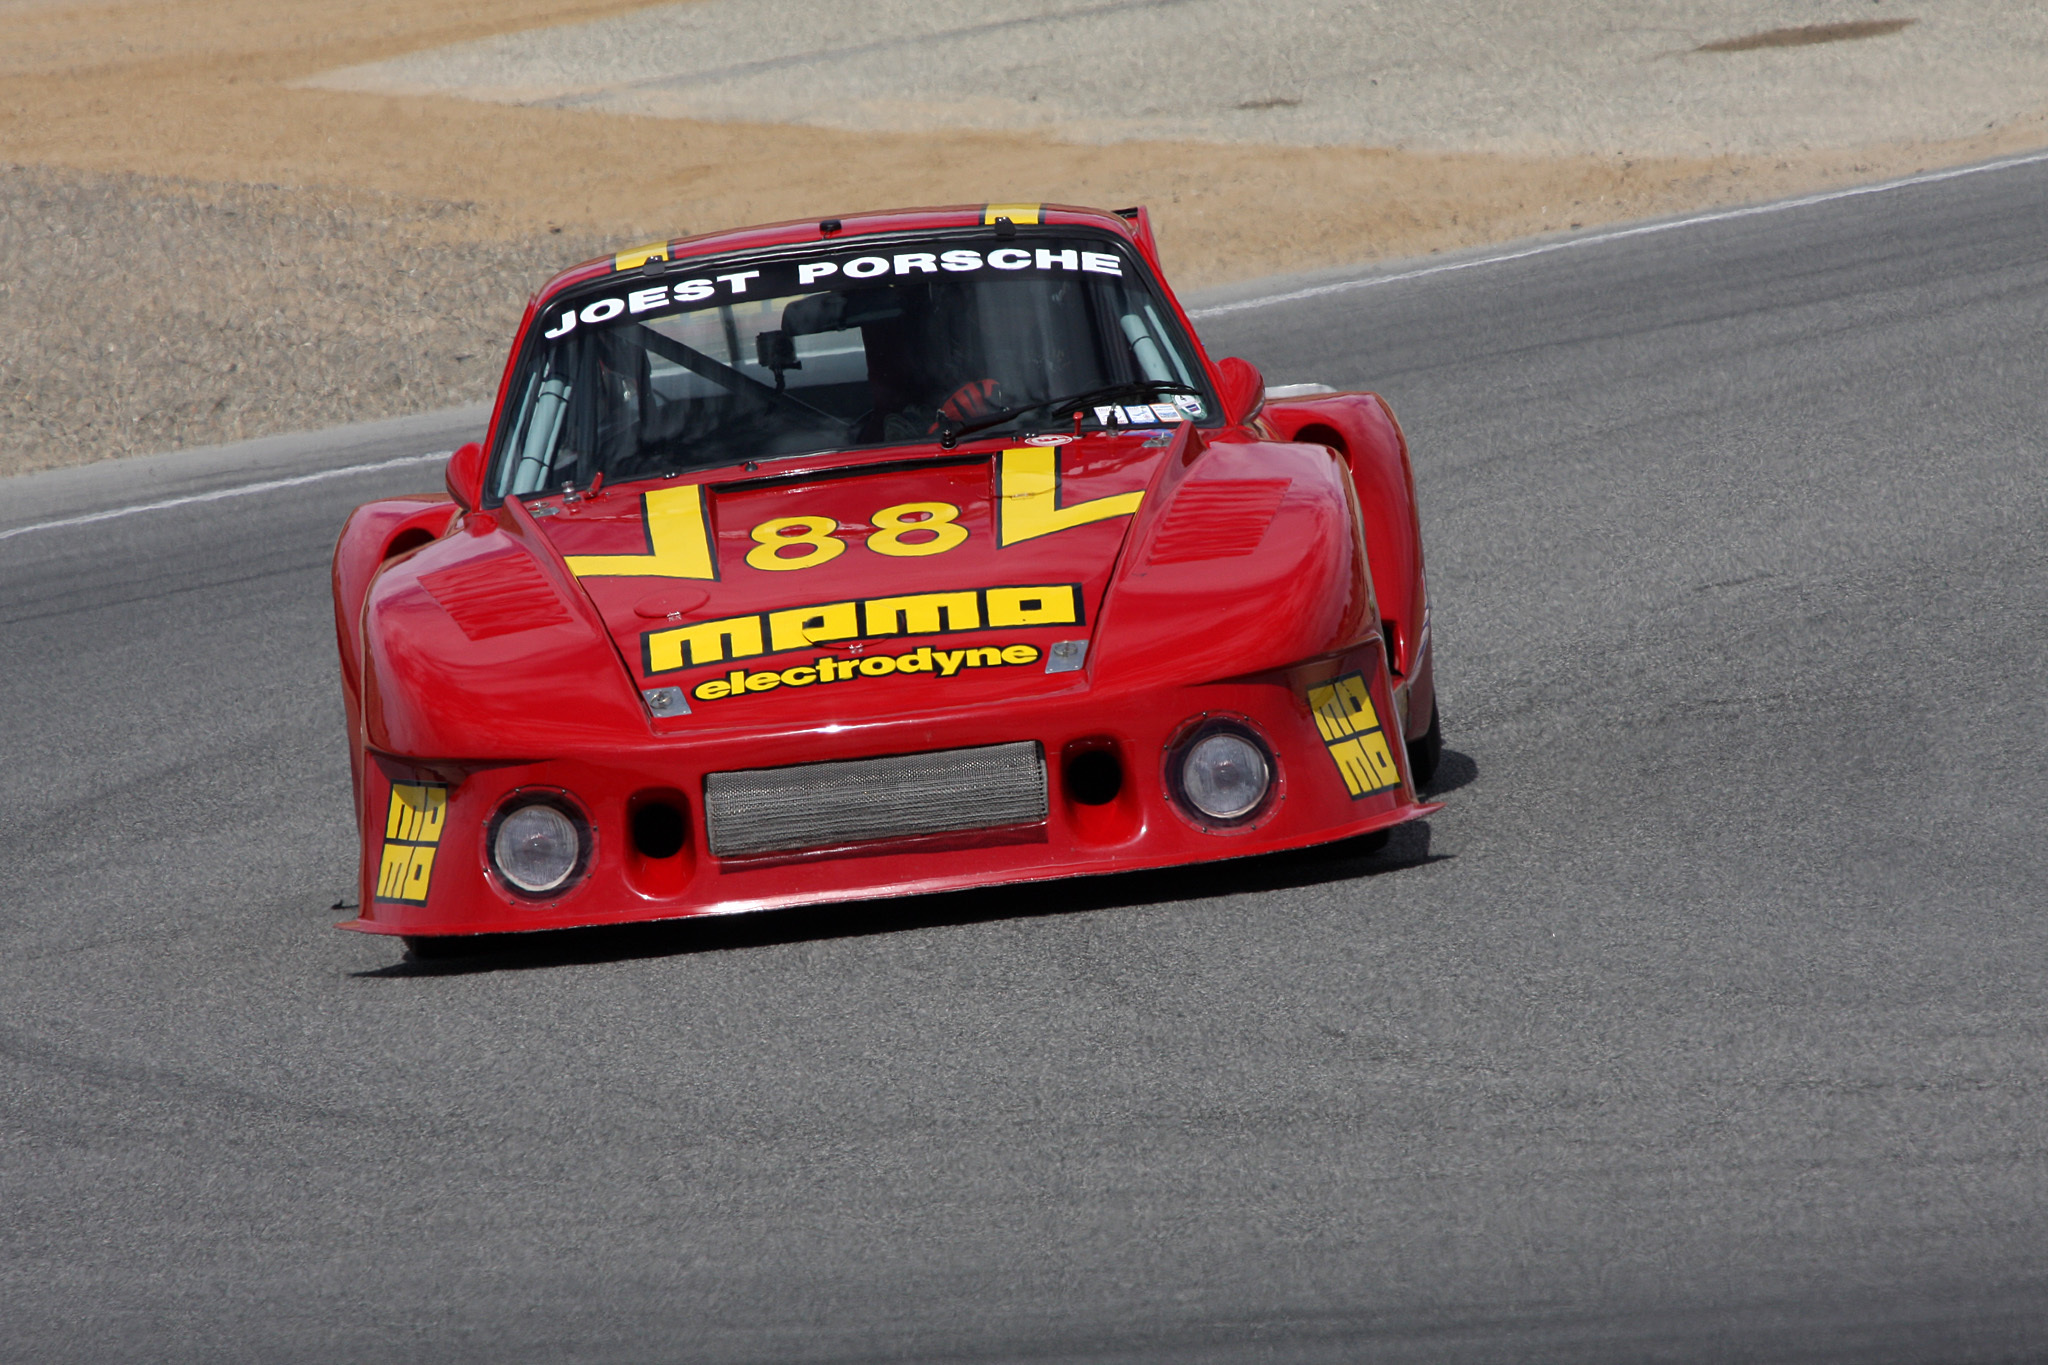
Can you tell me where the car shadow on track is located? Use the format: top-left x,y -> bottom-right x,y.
354,749 -> 1477,978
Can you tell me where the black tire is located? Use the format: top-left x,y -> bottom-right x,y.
1407,703 -> 1443,790
403,935 -> 476,962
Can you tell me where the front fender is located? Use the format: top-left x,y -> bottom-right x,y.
1262,392 -> 1426,678
1091,436 -> 1378,692
332,495 -> 460,816
357,510 -> 647,760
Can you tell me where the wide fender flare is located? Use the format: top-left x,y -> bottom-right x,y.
1090,437 -> 1379,691
332,496 -> 459,810
1262,392 -> 1427,678
356,515 -> 645,760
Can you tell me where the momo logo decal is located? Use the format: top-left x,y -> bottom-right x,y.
376,782 -> 448,905
642,584 -> 1082,675
1307,673 -> 1402,799
692,643 -> 1042,702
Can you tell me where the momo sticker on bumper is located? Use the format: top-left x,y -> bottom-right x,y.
376,782 -> 448,905
1307,673 -> 1402,799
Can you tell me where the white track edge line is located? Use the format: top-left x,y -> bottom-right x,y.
0,450 -> 450,543
1188,147 -> 2048,319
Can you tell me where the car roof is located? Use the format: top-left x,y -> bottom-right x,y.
531,202 -> 1148,304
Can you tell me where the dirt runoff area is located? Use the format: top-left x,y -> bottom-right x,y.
4,0 -> 2045,475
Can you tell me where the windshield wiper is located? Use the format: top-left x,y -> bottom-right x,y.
939,380 -> 1204,448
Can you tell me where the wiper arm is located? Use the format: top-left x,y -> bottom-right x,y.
939,380 -> 1203,448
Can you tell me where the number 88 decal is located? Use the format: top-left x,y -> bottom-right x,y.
746,501 -> 967,571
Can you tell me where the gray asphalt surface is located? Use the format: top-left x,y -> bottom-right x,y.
4,161 -> 2048,1362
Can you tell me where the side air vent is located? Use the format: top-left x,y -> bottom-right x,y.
704,742 -> 1046,858
420,553 -> 573,641
1147,479 -> 1291,564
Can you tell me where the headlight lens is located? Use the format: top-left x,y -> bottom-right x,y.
1179,731 -> 1271,821
491,802 -> 581,894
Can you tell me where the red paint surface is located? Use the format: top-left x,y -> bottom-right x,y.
333,204 -> 1438,938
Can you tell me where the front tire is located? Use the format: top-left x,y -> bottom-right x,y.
1407,704 -> 1442,789
403,935 -> 476,962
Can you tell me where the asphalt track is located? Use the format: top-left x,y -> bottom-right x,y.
4,158 -> 2048,1363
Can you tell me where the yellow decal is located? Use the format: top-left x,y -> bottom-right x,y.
645,614 -> 767,673
983,203 -> 1042,225
1307,672 -> 1403,799
997,447 -> 1144,547
642,583 -> 1081,675
564,485 -> 716,580
565,485 -> 1127,582
869,502 -> 968,557
768,600 -> 860,652
613,240 -> 671,271
864,590 -> 980,637
747,515 -> 845,572
376,782 -> 448,905
692,643 -> 1042,701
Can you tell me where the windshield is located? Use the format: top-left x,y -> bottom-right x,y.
487,233 -> 1213,501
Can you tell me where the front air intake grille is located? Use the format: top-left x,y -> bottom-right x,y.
704,741 -> 1047,857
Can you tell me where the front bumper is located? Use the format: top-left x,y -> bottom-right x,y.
342,643 -> 1436,938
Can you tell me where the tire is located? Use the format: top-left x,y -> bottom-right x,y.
403,935 -> 476,962
1407,703 -> 1443,790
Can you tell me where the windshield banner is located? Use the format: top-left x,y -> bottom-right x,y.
542,241 -> 1128,340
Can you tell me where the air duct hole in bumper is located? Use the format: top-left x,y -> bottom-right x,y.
626,789 -> 693,896
1065,748 -> 1123,806
1060,738 -> 1141,844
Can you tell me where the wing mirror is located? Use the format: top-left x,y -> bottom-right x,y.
445,440 -> 486,512
1216,357 -> 1266,426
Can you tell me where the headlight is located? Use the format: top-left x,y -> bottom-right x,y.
1175,727 -> 1272,823
491,801 -> 583,894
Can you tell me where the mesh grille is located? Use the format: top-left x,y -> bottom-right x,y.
705,741 -> 1046,857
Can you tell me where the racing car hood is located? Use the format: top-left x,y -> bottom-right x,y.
357,425 -> 1374,757
530,431 -> 1175,715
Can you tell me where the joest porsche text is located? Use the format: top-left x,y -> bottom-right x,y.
543,245 -> 1125,340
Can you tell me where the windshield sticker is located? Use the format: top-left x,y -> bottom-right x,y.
641,582 -> 1083,675
692,642 -> 1042,702
982,203 -> 1043,225
376,781 -> 448,905
543,242 -> 1123,341
613,240 -> 672,272
1308,672 -> 1403,799
1094,399 -> 1201,426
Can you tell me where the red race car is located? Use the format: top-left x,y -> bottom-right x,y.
332,203 -> 1440,948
